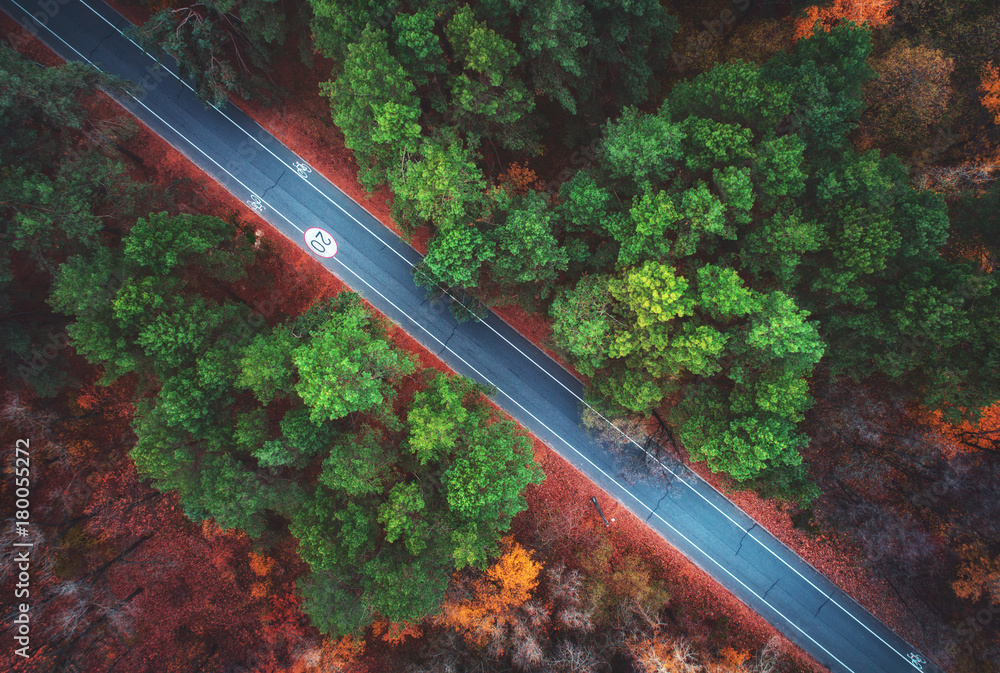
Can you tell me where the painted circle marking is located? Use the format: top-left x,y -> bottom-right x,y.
304,226 -> 338,258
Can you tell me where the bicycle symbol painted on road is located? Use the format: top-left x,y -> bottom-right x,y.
293,161 -> 312,179
247,194 -> 266,214
906,653 -> 926,670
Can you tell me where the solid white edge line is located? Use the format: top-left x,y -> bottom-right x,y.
12,1 -> 928,670
5,0 -> 304,237
330,255 -> 858,673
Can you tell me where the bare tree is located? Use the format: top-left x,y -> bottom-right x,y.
1,392 -> 58,434
746,636 -> 782,673
546,564 -> 593,633
510,618 -> 544,671
549,640 -> 599,673
632,636 -> 698,673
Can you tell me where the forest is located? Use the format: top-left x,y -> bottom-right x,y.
2,0 -> 1000,671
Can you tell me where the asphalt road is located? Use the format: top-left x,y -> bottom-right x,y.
0,2 -> 946,671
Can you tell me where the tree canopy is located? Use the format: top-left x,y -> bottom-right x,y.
0,44 -> 153,396
537,23 -> 1000,497
51,211 -> 542,634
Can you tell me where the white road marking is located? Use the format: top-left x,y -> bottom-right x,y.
325,255 -> 857,673
293,160 -> 312,179
304,227 -> 337,258
247,194 -> 266,214
13,2 -> 930,669
7,6 -> 302,237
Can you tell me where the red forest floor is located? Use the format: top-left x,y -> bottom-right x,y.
515,432 -> 824,672
1,13 -> 857,670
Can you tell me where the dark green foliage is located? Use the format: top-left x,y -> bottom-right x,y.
309,0 -> 399,61
132,0 -> 293,106
0,45 -> 151,395
314,0 -> 678,289
312,0 -> 677,118
540,23 -> 1000,497
760,21 -> 874,151
485,189 -> 568,296
51,211 -> 541,634
322,26 -> 422,191
293,372 -> 542,629
50,212 -> 252,382
949,182 -> 1000,267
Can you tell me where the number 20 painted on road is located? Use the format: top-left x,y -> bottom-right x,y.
304,227 -> 338,258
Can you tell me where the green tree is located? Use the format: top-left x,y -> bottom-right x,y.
487,190 -> 568,294
419,225 -> 493,290
53,209 -> 543,637
549,275 -> 614,377
669,59 -> 791,133
237,326 -> 297,404
321,427 -> 394,496
51,213 -> 251,382
392,8 -> 446,81
392,130 -> 488,231
581,0 -> 678,108
407,373 -> 471,465
323,26 -> 422,191
443,4 -> 536,151
539,28 -> 884,490
608,261 -> 694,331
0,45 -> 151,394
760,21 -> 874,151
741,206 -> 821,289
133,0 -> 291,106
599,107 -> 684,186
293,299 -> 416,423
518,0 -> 593,114
291,372 -> 542,632
309,0 -> 397,60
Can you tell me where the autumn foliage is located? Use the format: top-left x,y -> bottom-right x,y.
498,161 -> 542,195
980,61 -> 1000,125
630,633 -> 778,673
922,402 -> 1000,456
369,616 -> 423,644
953,541 -> 1000,605
442,538 -> 542,646
793,0 -> 897,40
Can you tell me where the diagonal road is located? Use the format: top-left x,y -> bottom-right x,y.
0,1 -> 944,671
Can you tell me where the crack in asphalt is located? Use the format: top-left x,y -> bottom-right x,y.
437,325 -> 458,355
88,30 -> 114,59
815,597 -> 829,617
763,578 -> 780,600
645,489 -> 669,522
261,170 -> 285,199
736,522 -> 758,557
